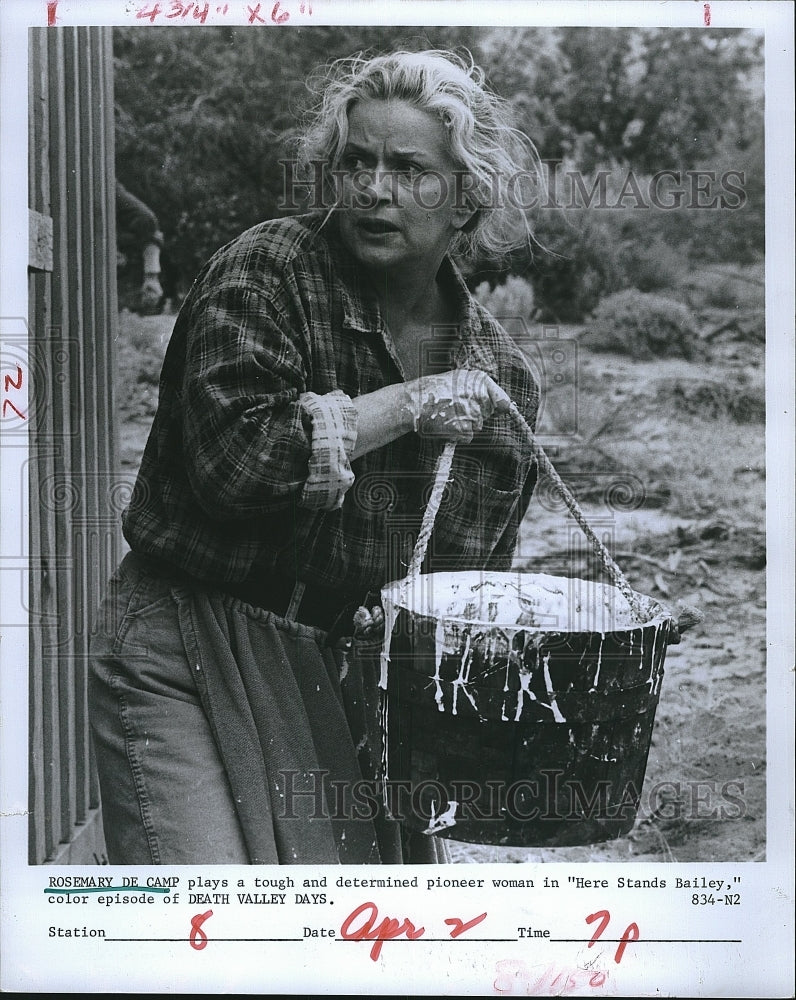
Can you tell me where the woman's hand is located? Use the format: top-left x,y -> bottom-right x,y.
349,369 -> 510,459
401,369 -> 511,442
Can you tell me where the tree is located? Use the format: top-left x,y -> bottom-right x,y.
114,25 -> 483,294
621,28 -> 763,174
113,25 -> 764,299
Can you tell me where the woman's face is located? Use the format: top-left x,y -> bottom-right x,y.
335,98 -> 474,278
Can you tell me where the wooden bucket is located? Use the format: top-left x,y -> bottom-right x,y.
379,570 -> 675,847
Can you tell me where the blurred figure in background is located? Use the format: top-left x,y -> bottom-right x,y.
116,180 -> 164,314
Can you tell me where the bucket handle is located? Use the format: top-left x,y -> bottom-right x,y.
404,403 -> 652,623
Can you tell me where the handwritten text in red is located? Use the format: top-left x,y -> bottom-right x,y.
340,901 -> 488,961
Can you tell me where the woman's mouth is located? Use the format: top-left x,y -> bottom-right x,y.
356,217 -> 401,236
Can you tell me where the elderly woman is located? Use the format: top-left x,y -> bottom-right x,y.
89,50 -> 541,865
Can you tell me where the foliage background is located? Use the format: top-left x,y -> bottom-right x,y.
114,25 -> 764,316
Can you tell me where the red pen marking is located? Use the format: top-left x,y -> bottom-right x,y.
189,909 -> 213,950
444,911 -> 487,938
340,901 -> 425,961
2,399 -> 25,419
614,921 -> 639,964
136,2 -> 162,21
586,909 -> 611,947
271,1 -> 289,23
247,2 -> 266,23
47,1 -> 58,26
586,909 -> 639,965
4,366 -> 23,393
2,365 -> 25,420
703,3 -> 711,26
493,960 -> 608,995
166,0 -> 201,17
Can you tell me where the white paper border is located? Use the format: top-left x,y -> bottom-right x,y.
1,1 -> 793,995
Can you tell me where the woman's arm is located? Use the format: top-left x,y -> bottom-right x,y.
350,369 -> 511,460
179,277 -> 511,516
180,280 -> 328,518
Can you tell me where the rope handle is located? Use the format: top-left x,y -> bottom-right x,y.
404,407 -> 650,624
404,440 -> 457,582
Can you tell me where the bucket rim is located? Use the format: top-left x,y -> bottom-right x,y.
381,570 -> 674,635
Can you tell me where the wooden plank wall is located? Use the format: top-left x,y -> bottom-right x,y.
28,26 -> 119,865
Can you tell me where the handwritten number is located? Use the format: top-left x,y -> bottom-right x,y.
2,399 -> 25,420
2,365 -> 25,418
189,909 -> 213,950
444,911 -> 487,938
586,909 -> 638,965
494,961 -> 609,995
586,909 -> 611,947
493,958 -> 528,994
137,0 -> 307,22
4,366 -> 23,392
136,2 -> 162,20
271,1 -> 289,22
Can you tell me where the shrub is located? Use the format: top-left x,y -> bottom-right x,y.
701,266 -> 765,311
666,376 -> 764,423
701,275 -> 745,310
530,209 -> 625,322
474,276 -> 536,326
617,236 -> 687,294
581,290 -> 701,360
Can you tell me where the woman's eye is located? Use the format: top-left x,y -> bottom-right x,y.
340,153 -> 367,171
394,162 -> 422,178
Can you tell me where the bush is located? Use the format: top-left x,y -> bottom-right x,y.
701,275 -> 746,310
530,209 -> 625,322
617,236 -> 687,294
474,276 -> 536,326
689,265 -> 765,312
582,290 -> 701,360
666,376 -> 764,423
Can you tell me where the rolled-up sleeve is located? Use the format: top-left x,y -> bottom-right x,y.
181,277 -> 355,519
298,390 -> 358,510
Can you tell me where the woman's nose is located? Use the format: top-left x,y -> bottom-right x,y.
369,168 -> 399,205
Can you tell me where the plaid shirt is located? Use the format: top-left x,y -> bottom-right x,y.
123,214 -> 540,594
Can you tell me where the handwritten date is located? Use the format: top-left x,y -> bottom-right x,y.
340,901 -> 487,961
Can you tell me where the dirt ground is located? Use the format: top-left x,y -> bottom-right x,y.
116,305 -> 766,865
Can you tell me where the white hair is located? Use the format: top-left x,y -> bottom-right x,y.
297,49 -> 544,259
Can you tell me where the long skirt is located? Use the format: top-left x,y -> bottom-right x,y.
88,551 -> 448,865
